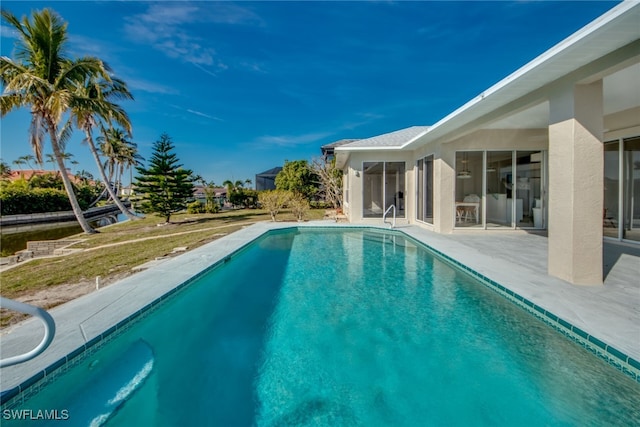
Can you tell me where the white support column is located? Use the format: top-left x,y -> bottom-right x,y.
434,150 -> 455,233
548,81 -> 604,285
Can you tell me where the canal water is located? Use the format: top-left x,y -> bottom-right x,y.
0,214 -> 127,257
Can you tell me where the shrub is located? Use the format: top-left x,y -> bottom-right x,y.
258,190 -> 291,222
289,195 -> 309,222
205,203 -> 220,214
187,201 -> 205,214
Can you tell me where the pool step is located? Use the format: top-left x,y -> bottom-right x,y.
345,230 -> 413,249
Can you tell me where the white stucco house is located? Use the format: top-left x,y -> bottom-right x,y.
335,1 -> 640,285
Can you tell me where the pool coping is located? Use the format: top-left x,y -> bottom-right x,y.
1,222 -> 638,407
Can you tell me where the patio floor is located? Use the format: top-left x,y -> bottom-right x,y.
1,221 -> 639,396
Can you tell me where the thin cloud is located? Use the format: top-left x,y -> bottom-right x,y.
338,112 -> 386,131
186,109 -> 223,122
253,131 -> 334,148
166,104 -> 224,122
122,2 -> 263,70
1,23 -> 18,40
126,77 -> 179,95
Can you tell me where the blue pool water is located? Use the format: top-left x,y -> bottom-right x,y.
5,228 -> 640,426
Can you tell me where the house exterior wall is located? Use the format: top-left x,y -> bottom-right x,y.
344,151 -> 414,225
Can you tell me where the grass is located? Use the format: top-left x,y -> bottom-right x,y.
0,208 -> 326,326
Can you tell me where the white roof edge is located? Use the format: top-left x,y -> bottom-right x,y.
426,1 -> 639,134
335,145 -> 403,152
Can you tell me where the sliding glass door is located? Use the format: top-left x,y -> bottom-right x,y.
622,137 -> 640,241
603,142 -> 620,238
455,151 -> 483,227
486,151 -> 512,228
605,136 -> 640,242
417,155 -> 433,224
456,150 -> 545,229
363,162 -> 405,218
515,151 -> 543,228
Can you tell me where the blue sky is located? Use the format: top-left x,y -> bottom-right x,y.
1,1 -> 620,186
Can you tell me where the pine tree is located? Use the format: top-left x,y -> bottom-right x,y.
135,133 -> 195,223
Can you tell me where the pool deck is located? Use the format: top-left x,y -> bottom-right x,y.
1,220 -> 639,396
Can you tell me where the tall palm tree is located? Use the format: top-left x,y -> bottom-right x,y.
0,159 -> 12,178
117,140 -> 144,199
1,9 -> 113,233
13,154 -> 35,170
222,179 -> 234,194
97,127 -> 141,199
112,131 -> 142,197
12,158 -> 25,170
64,73 -> 138,220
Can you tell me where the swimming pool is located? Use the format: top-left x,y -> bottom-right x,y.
2,227 -> 639,425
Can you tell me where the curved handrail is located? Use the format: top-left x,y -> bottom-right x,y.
383,204 -> 396,229
0,297 -> 55,368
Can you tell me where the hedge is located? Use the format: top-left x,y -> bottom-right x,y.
0,187 -> 73,215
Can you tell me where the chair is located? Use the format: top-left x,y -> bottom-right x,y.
461,194 -> 480,222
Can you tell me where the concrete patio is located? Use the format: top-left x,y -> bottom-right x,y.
1,221 -> 638,400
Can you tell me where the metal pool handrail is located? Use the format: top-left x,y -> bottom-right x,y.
0,297 -> 55,368
383,204 -> 396,228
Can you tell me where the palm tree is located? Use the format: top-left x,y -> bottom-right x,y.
120,143 -> 144,199
0,9 -> 113,233
114,134 -> 142,198
0,159 -> 12,178
222,179 -> 234,194
12,154 -> 36,170
97,127 -> 141,200
64,73 -> 138,220
12,158 -> 25,170
45,152 -> 74,177
76,169 -> 94,183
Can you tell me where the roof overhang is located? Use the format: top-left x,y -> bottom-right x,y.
403,1 -> 640,149
335,1 -> 640,155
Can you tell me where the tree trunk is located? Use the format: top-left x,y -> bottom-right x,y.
48,126 -> 97,234
85,130 -> 138,221
87,185 -> 108,208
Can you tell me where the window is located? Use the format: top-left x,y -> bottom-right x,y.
363,162 -> 405,218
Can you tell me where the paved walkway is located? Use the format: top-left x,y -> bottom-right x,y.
1,221 -> 638,395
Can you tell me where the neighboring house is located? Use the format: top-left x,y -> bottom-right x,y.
6,169 -> 86,185
321,139 -> 360,161
335,2 -> 640,285
192,185 -> 227,205
120,185 -> 135,197
255,167 -> 282,191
